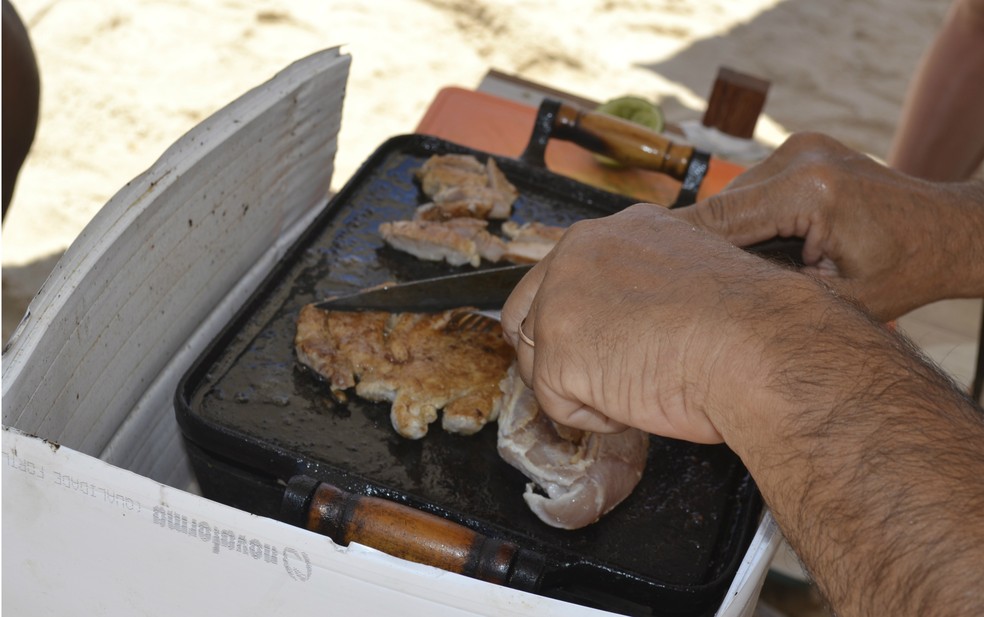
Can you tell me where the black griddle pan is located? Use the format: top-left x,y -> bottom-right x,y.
175,133 -> 765,617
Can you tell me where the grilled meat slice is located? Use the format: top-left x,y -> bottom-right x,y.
414,154 -> 518,221
380,216 -> 569,266
501,220 -> 567,244
501,221 -> 567,264
294,304 -> 388,394
415,153 -> 488,196
496,364 -> 649,529
295,305 -> 514,439
379,218 -> 506,267
414,187 -> 498,221
484,158 -> 519,219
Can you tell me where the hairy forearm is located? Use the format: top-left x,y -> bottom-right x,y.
932,180 -> 984,301
713,281 -> 984,615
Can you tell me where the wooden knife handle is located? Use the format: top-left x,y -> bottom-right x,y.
551,101 -> 695,180
288,477 -> 544,590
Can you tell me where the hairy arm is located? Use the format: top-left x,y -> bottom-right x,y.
501,205 -> 984,615
714,288 -> 984,616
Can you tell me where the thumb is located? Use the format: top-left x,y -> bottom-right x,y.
535,389 -> 629,434
529,365 -> 629,434
674,186 -> 788,247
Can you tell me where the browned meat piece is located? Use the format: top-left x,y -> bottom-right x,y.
496,364 -> 649,529
379,218 -> 506,267
471,227 -> 508,263
379,219 -> 480,267
415,187 -> 498,220
295,305 -> 514,439
484,158 -> 519,219
501,221 -> 567,243
415,153 -> 488,196
295,304 -> 388,394
501,221 -> 567,264
414,154 -> 518,221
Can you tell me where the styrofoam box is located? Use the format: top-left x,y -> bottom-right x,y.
2,47 -> 780,616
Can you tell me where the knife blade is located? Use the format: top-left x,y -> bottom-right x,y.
315,234 -> 804,313
315,264 -> 534,313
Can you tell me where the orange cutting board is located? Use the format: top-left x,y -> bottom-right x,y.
415,87 -> 745,204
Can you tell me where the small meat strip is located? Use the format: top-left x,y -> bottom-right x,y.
379,218 -> 567,269
414,154 -> 518,221
295,305 -> 514,439
496,364 -> 649,529
379,218 -> 507,267
501,221 -> 567,264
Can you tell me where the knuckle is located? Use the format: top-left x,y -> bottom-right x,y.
782,131 -> 838,156
776,133 -> 855,205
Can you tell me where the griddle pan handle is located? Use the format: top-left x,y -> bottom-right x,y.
281,475 -> 545,592
520,98 -> 710,207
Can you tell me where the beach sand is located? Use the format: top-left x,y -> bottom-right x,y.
0,2 -> 963,614
3,0 -> 949,330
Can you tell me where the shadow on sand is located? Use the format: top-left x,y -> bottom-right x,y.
639,0 -> 946,157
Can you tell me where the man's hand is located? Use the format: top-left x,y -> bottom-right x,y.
500,203 -> 822,444
676,132 -> 984,321
500,200 -> 984,617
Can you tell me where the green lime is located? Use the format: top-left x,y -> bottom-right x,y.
596,95 -> 664,132
594,96 -> 664,167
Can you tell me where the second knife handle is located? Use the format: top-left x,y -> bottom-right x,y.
282,476 -> 545,592
552,102 -> 695,180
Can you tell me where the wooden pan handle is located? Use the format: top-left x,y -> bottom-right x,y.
552,102 -> 696,180
518,98 -> 710,207
284,477 -> 545,591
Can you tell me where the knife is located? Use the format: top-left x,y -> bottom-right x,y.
315,234 -> 804,314
315,264 -> 534,312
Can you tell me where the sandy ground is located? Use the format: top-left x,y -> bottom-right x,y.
1,0 -> 953,343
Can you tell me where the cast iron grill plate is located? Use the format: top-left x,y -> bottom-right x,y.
176,134 -> 762,616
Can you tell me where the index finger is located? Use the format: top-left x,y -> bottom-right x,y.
500,259 -> 547,348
